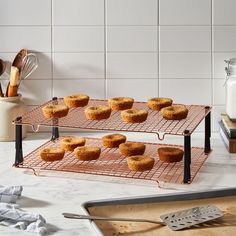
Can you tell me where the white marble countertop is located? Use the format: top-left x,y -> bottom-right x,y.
0,131 -> 236,235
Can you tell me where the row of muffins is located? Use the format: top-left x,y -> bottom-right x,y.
42,94 -> 189,123
39,134 -> 184,172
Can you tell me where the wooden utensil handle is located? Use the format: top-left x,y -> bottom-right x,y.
6,83 -> 18,97
0,83 -> 4,97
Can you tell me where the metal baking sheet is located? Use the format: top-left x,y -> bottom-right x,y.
81,188 -> 236,236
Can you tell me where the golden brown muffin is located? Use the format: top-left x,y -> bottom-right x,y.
161,105 -> 188,120
127,155 -> 155,171
74,146 -> 101,161
64,94 -> 89,108
121,109 -> 148,123
147,97 -> 173,111
102,134 -> 126,148
85,105 -> 112,120
60,136 -> 86,151
158,147 -> 184,163
108,97 -> 134,110
40,147 -> 65,162
119,142 -> 146,156
42,104 -> 69,119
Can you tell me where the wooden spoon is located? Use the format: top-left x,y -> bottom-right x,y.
12,48 -> 28,71
6,49 -> 28,97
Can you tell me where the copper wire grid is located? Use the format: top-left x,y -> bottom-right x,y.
15,99 -> 211,138
16,137 -> 209,185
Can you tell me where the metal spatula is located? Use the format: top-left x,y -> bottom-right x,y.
63,205 -> 223,231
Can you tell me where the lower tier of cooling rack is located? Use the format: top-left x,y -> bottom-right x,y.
15,137 -> 210,185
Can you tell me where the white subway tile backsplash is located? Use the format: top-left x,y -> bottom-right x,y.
213,52 -> 236,78
53,26 -> 104,52
53,79 -> 105,99
213,0 -> 236,25
159,0 -> 211,25
213,79 -> 225,105
213,26 -> 236,52
0,52 -> 17,71
0,0 -> 233,135
0,52 -> 51,79
159,53 -> 211,78
20,80 -> 52,105
30,53 -> 52,79
0,0 -> 51,25
106,79 -> 158,101
106,0 -> 158,25
160,26 -> 211,52
159,79 -> 212,105
107,26 -> 158,52
53,53 -> 104,79
0,27 -> 51,52
53,0 -> 104,25
106,53 -> 158,78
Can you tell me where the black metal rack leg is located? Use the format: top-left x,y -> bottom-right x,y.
204,109 -> 211,153
14,117 -> 23,166
51,126 -> 59,141
51,97 -> 60,141
184,130 -> 191,183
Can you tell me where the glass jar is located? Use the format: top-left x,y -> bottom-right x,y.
225,59 -> 236,120
0,94 -> 27,141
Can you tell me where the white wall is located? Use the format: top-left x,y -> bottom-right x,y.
0,0 -> 236,132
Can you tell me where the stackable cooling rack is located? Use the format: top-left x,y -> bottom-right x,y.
13,97 -> 212,184
18,137 -> 208,185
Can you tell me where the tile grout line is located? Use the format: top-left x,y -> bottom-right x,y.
51,0 -> 54,99
2,24 -> 234,26
158,0 -> 160,97
49,51 -> 159,53
211,0 -> 218,132
104,0 -> 107,99
211,0 -> 213,108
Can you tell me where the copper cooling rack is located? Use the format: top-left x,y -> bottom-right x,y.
17,137 -> 209,185
15,98 -> 211,137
